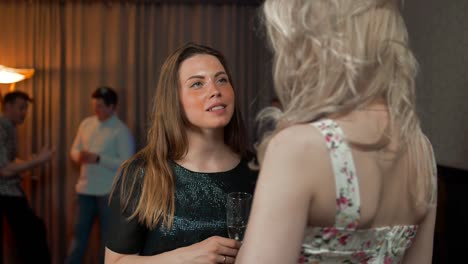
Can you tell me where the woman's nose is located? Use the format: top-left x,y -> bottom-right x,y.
208,82 -> 221,98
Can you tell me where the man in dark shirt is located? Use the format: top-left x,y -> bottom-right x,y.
0,91 -> 54,264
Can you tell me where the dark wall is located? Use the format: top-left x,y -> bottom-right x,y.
403,2 -> 468,262
403,1 -> 468,170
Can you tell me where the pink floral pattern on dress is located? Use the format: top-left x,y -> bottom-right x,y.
299,225 -> 418,263
297,119 -> 420,263
314,120 -> 360,230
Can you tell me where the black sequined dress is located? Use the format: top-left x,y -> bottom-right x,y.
106,159 -> 257,255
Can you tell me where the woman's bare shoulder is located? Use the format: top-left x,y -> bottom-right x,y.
264,124 -> 331,180
258,123 -> 334,202
268,123 -> 328,156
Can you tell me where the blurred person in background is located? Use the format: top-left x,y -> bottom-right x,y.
66,86 -> 135,264
0,91 -> 54,264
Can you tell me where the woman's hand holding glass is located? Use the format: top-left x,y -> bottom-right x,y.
175,236 -> 241,264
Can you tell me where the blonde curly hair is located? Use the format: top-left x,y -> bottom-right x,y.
258,0 -> 418,150
258,0 -> 436,207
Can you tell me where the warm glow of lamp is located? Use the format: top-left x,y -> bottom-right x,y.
0,65 -> 35,91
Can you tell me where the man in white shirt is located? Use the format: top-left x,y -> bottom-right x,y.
66,86 -> 135,264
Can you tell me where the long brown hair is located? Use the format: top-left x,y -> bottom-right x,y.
111,43 -> 246,229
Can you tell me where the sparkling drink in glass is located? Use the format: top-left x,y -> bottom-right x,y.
226,192 -> 252,241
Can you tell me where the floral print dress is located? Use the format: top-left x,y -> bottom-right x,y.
299,119 -> 419,263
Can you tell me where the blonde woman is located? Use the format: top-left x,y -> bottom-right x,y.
236,0 -> 437,263
105,43 -> 256,264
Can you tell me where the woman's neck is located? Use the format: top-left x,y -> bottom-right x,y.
360,98 -> 387,111
176,128 -> 240,173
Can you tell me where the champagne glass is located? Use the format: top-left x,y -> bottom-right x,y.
226,192 -> 252,241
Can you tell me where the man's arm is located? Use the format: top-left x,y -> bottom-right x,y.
1,147 -> 54,177
70,120 -> 85,163
99,126 -> 135,170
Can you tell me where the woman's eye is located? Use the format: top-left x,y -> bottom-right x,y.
191,81 -> 203,88
218,77 -> 229,84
